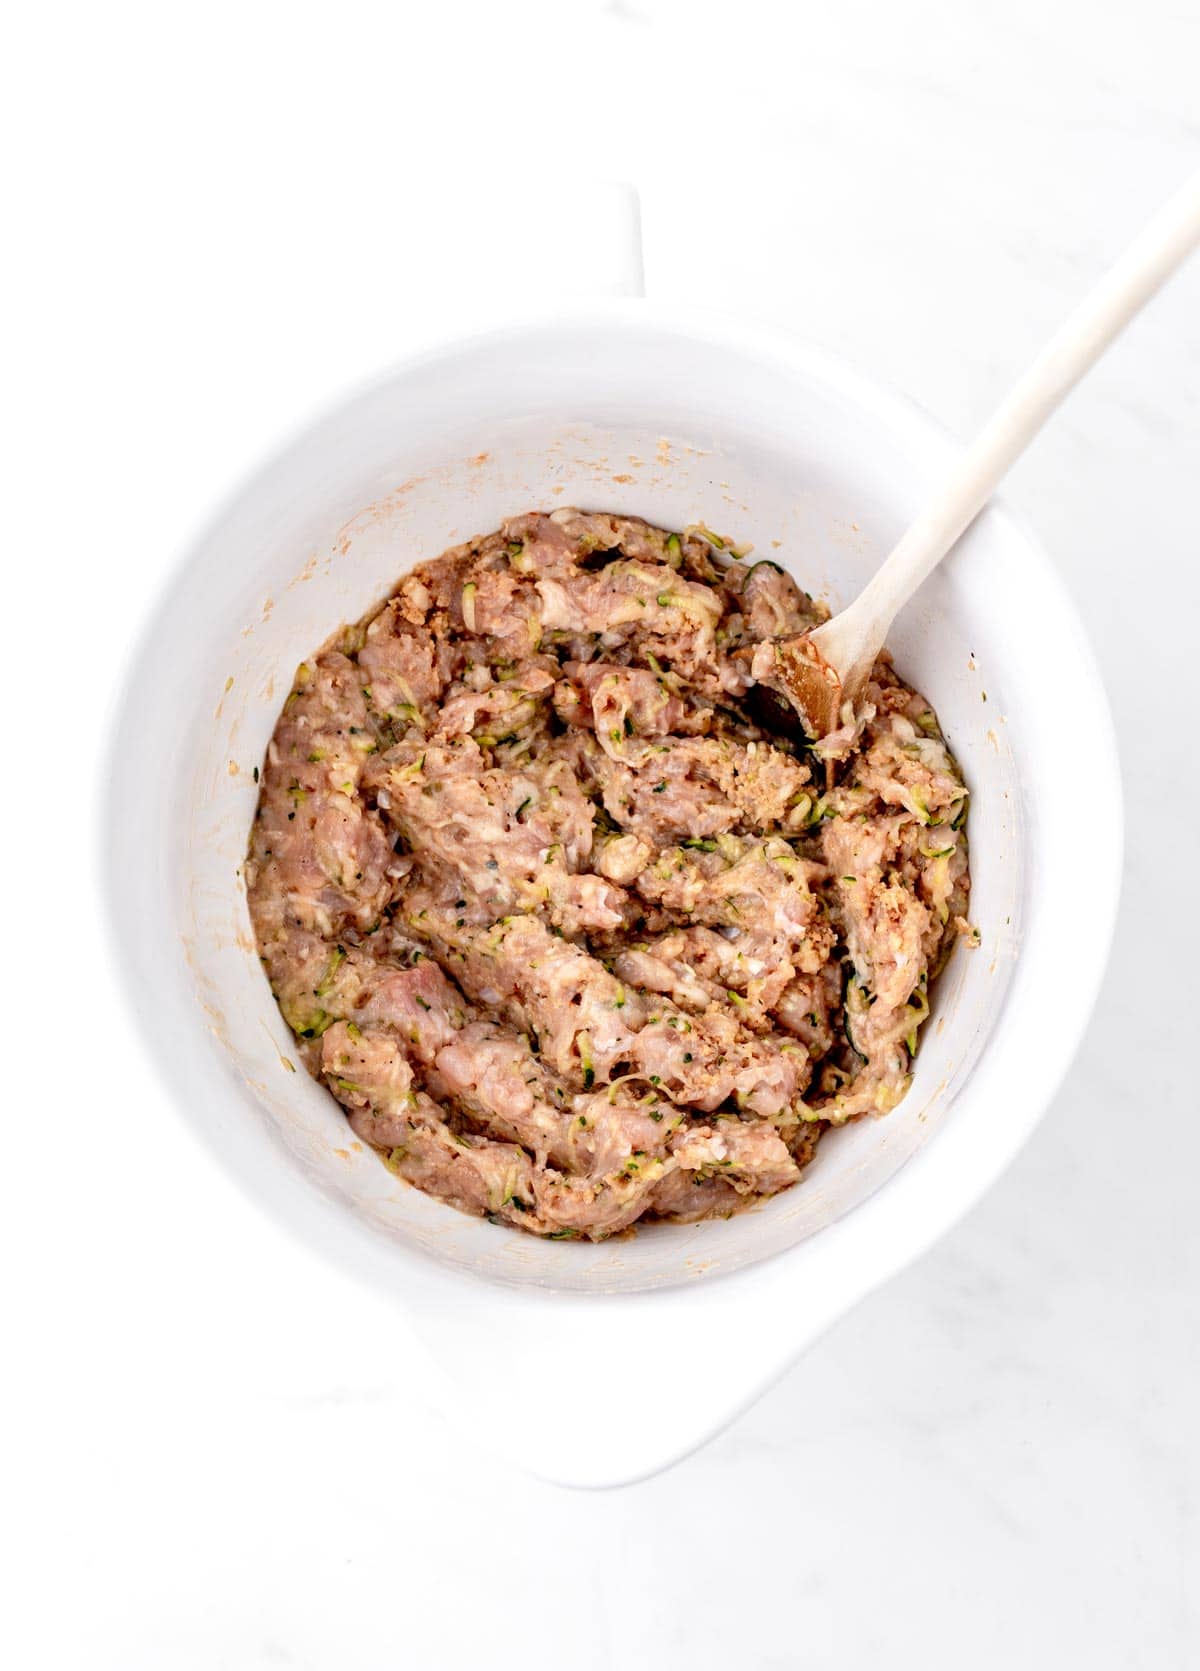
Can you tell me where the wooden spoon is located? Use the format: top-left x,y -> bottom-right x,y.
760,169 -> 1200,740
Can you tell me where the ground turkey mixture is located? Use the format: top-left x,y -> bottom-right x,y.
247,510 -> 974,1240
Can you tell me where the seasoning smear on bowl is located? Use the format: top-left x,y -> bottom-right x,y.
246,510 -> 974,1240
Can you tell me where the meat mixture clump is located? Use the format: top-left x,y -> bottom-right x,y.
247,510 -> 974,1240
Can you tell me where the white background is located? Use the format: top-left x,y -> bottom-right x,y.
5,2 -> 1199,1666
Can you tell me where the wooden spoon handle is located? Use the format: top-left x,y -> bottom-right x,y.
842,167 -> 1200,643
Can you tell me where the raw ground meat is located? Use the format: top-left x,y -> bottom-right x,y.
246,509 -> 974,1240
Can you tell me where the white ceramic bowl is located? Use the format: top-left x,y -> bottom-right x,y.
103,300 -> 1120,1486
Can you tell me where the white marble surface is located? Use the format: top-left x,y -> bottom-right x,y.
6,1 -> 1199,1665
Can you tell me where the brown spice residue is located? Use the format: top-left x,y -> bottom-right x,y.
287,554 -> 319,589
331,477 -> 426,558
